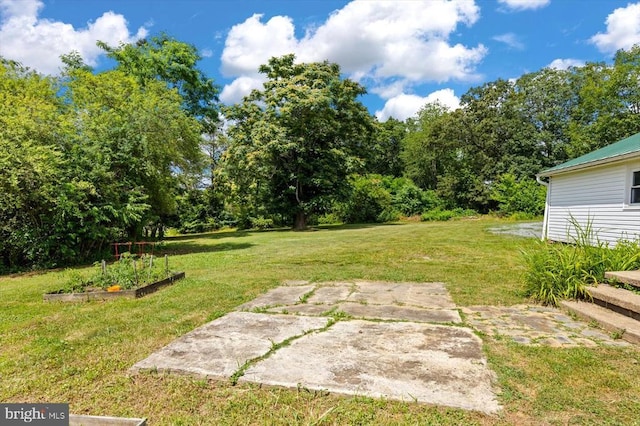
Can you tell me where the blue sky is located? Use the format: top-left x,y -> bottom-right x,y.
1,0 -> 639,121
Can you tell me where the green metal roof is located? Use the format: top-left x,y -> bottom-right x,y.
538,132 -> 640,176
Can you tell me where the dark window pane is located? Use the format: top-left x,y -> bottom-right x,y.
634,171 -> 640,187
632,188 -> 640,204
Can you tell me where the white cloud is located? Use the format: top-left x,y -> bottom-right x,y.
591,3 -> 640,55
220,13 -> 297,77
497,0 -> 550,11
547,58 -> 584,70
220,0 -> 486,104
375,89 -> 460,122
0,0 -> 147,75
201,48 -> 213,58
493,33 -> 524,50
219,75 -> 265,105
0,0 -> 41,17
296,0 -> 483,80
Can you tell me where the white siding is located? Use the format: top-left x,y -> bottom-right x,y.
545,160 -> 640,246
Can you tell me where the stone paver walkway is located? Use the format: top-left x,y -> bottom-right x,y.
463,305 -> 629,347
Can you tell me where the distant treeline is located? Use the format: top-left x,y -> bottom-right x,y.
2,33 -> 640,271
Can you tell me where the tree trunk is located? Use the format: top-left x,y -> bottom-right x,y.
293,211 -> 307,231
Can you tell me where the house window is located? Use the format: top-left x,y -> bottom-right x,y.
632,171 -> 640,204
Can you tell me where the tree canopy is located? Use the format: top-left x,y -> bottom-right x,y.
97,34 -> 219,130
6,38 -> 640,271
0,35 -> 215,271
220,54 -> 373,229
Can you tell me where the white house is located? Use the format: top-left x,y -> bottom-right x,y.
537,132 -> 640,246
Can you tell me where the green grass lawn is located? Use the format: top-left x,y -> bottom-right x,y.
1,218 -> 639,425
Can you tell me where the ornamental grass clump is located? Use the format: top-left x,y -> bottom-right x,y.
522,218 -> 640,306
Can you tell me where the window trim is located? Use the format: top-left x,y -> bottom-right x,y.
626,166 -> 640,208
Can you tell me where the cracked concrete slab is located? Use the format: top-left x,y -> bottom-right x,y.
131,312 -> 328,377
347,281 -> 455,308
132,281 -> 501,414
240,320 -> 500,414
266,303 -> 461,323
306,284 -> 352,304
236,285 -> 315,311
337,302 -> 461,323
267,304 -> 336,316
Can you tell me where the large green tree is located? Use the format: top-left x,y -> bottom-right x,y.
98,34 -> 222,189
401,102 -> 453,190
366,118 -> 406,177
221,54 -> 374,229
97,34 -> 219,128
0,51 -> 206,271
0,59 -> 69,269
569,46 -> 640,156
63,67 -> 204,239
514,67 -> 575,168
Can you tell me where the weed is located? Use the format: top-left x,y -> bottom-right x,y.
329,310 -> 352,321
230,360 -> 250,386
298,288 -> 315,304
611,329 -> 626,340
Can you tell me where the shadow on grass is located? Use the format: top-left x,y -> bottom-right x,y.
163,222 -> 404,243
164,229 -> 252,242
314,222 -> 404,231
158,241 -> 254,256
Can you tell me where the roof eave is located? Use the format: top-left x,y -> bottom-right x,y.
537,151 -> 640,178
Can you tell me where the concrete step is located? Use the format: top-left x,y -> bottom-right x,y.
560,300 -> 640,344
587,284 -> 640,321
604,270 -> 640,289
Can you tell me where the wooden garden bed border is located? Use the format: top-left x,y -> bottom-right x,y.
44,272 -> 185,302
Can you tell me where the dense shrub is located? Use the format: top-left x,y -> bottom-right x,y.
420,208 -> 477,222
491,173 -> 546,217
337,175 -> 394,223
315,212 -> 342,225
336,174 -> 441,224
249,216 -> 275,230
173,188 -> 228,234
392,182 -> 440,216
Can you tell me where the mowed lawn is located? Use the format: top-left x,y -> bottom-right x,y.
1,218 -> 639,425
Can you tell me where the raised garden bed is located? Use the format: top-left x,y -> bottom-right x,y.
44,272 -> 185,302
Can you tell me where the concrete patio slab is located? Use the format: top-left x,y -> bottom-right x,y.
131,312 -> 329,377
266,303 -> 336,316
240,320 -> 500,414
236,285 -> 315,311
306,284 -> 353,304
131,279 -> 630,415
347,281 -> 455,308
132,281 -> 506,414
337,302 -> 461,323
